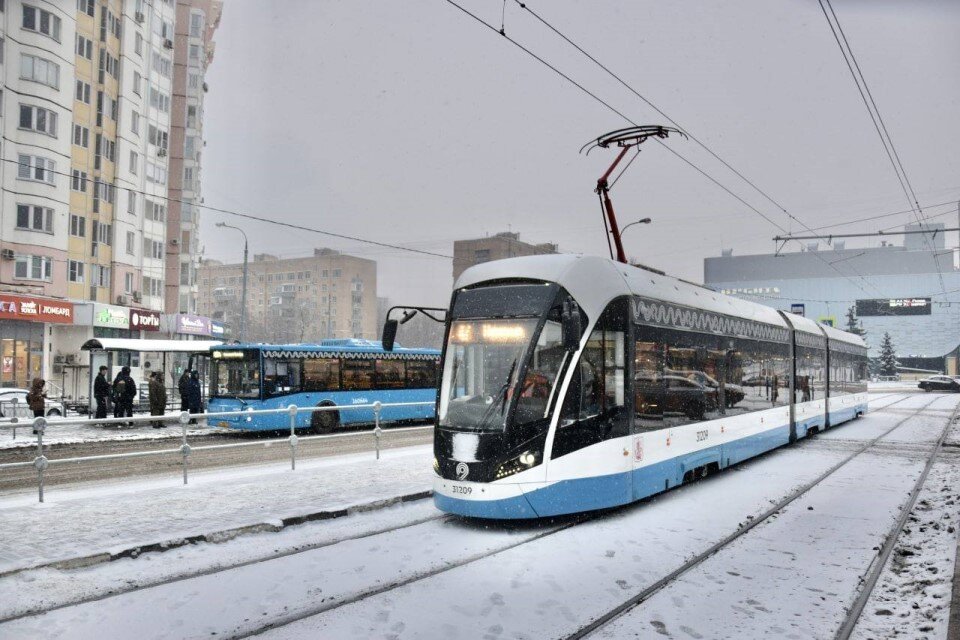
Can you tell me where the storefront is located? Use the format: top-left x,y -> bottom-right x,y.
0,293 -> 74,388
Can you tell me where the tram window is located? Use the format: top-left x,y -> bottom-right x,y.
375,359 -> 405,389
303,358 -> 340,391
795,345 -> 826,403
264,358 -> 302,396
552,298 -> 629,460
341,359 -> 374,391
406,360 -> 437,389
514,318 -> 567,427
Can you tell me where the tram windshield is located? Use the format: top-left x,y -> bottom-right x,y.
438,282 -> 568,432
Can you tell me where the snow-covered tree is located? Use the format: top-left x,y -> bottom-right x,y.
844,305 -> 865,338
878,332 -> 898,376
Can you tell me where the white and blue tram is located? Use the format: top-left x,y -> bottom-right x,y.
429,254 -> 868,519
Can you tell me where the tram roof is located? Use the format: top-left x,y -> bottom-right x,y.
456,254 -> 866,347
81,338 -> 223,353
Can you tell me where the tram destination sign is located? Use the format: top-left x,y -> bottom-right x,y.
855,298 -> 931,317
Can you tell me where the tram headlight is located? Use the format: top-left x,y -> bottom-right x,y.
433,456 -> 440,475
494,449 -> 541,480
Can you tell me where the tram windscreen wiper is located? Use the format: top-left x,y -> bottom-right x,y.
476,358 -> 517,430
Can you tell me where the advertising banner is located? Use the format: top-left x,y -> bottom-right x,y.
176,314 -> 212,336
93,304 -> 130,329
129,308 -> 161,331
0,294 -> 74,324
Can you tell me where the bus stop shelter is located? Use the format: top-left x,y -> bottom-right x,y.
81,338 -> 222,413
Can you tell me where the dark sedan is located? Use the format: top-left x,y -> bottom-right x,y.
917,375 -> 960,392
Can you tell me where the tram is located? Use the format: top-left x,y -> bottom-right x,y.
426,254 -> 868,519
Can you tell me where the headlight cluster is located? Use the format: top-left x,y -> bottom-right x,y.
433,457 -> 440,475
494,450 -> 540,480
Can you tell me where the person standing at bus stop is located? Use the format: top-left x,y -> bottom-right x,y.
113,366 -> 136,425
27,378 -> 46,434
149,372 -> 168,429
186,370 -> 203,424
178,369 -> 191,412
94,366 -> 110,421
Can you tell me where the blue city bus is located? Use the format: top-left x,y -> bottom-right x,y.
207,340 -> 440,432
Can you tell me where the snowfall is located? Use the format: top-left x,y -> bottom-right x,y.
0,391 -> 957,639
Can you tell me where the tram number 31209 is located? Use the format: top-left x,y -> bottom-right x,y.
696,430 -> 709,442
451,485 -> 472,495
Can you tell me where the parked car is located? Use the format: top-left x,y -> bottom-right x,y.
0,388 -> 65,418
670,370 -> 746,408
635,374 -> 715,419
917,375 -> 960,393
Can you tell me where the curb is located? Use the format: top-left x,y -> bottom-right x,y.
0,489 -> 433,579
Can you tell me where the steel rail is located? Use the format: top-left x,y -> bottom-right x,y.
561,394 -> 938,640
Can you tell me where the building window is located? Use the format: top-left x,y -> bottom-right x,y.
126,231 -> 135,255
474,249 -> 490,264
130,110 -> 140,135
15,204 -> 53,232
91,264 -> 110,288
145,162 -> 167,185
143,276 -> 163,297
149,86 -> 170,112
17,154 -> 55,185
76,34 -> 93,59
19,104 -> 58,136
333,269 -> 342,278
22,5 -> 61,41
189,44 -> 200,61
143,238 -> 164,260
190,12 -> 204,37
148,124 -> 168,150
188,72 -> 201,90
75,80 -> 91,103
124,272 -> 134,294
20,54 -> 60,89
71,169 -> 88,192
68,260 -> 85,283
183,166 -> 194,190
78,0 -> 95,18
146,199 -> 166,222
70,214 -> 86,237
135,32 -> 143,56
152,51 -> 172,78
72,124 -> 90,148
128,190 -> 136,215
132,72 -> 142,97
14,255 -> 53,281
129,150 -> 138,175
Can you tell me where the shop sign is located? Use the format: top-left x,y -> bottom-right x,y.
790,303 -> 805,317
176,314 -> 212,336
130,308 -> 161,331
210,321 -> 226,337
93,304 -> 130,329
0,294 -> 74,324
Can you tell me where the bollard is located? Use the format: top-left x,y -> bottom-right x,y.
11,397 -> 19,439
373,401 -> 382,460
179,411 -> 191,485
33,416 -> 48,503
288,404 -> 298,471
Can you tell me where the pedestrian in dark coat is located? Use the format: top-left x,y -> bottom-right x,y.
27,377 -> 46,434
149,372 -> 168,428
94,366 -> 111,420
178,369 -> 191,412
186,370 -> 203,424
113,366 -> 136,425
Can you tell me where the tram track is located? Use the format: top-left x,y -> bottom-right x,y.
562,395 -> 947,640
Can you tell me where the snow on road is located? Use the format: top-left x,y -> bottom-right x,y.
0,445 -> 432,575
0,414 -> 214,450
1,393 -> 955,640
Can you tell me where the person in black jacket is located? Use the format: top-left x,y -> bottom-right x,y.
178,369 -> 191,412
113,366 -> 136,425
186,370 -> 203,424
94,366 -> 110,421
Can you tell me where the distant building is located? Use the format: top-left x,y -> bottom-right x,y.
704,223 -> 960,373
452,232 -> 557,281
197,249 -> 378,343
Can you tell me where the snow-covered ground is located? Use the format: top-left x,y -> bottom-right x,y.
0,393 -> 956,639
0,412 -> 214,450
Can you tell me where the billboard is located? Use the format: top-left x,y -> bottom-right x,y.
855,298 -> 931,317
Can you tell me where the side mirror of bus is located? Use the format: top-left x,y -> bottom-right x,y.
382,319 -> 399,352
561,299 -> 582,351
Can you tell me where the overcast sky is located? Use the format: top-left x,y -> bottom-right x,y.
200,0 -> 960,307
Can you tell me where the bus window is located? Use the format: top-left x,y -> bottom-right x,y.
341,359 -> 374,391
264,358 -> 302,396
303,358 -> 340,391
375,359 -> 405,389
406,360 -> 437,389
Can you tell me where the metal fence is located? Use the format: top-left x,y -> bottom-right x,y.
0,401 -> 434,503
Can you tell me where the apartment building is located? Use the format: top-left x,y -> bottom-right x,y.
0,1 -> 222,392
452,232 -> 558,281
197,249 -> 379,343
166,0 -> 221,315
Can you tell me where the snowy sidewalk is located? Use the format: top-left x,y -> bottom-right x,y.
0,445 -> 433,576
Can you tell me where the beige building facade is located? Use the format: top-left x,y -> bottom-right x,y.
198,249 -> 379,343
452,232 -> 557,282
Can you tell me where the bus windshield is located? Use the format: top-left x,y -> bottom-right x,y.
211,350 -> 261,400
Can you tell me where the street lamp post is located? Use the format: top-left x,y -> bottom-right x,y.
620,217 -> 652,236
215,222 -> 248,342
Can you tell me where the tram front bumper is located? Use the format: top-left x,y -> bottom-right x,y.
433,476 -> 540,519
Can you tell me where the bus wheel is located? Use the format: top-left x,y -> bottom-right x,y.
311,405 -> 339,434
